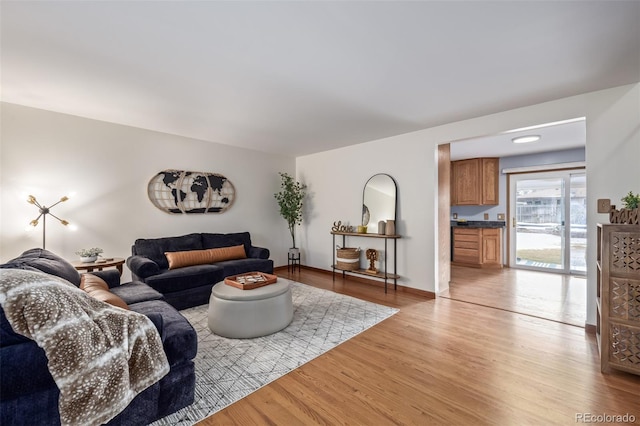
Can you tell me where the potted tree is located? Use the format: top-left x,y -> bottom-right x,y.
274,172 -> 307,257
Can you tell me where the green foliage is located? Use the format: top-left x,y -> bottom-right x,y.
75,247 -> 103,257
621,191 -> 640,209
274,172 -> 307,248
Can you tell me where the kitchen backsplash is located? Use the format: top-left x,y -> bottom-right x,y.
451,205 -> 504,222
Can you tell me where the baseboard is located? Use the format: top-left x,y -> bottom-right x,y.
451,261 -> 503,269
584,324 -> 597,335
275,265 -> 435,299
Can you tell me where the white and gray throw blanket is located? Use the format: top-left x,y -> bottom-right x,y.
0,269 -> 170,426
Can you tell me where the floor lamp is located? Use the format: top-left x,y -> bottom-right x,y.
28,195 -> 70,249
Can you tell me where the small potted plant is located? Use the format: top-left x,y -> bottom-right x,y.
274,172 -> 307,256
75,247 -> 104,263
622,191 -> 640,210
610,191 -> 640,225
622,191 -> 640,225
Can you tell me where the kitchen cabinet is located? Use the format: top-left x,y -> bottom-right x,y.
452,227 -> 503,268
451,158 -> 499,205
452,228 -> 481,265
481,228 -> 502,266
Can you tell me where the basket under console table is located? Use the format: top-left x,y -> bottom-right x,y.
331,231 -> 400,293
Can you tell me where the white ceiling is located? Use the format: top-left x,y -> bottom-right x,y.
2,1 -> 639,158
449,118 -> 586,161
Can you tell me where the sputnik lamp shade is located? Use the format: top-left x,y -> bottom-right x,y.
27,194 -> 70,249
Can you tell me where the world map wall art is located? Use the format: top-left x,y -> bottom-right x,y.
148,170 -> 236,214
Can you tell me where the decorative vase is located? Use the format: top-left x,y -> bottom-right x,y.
378,221 -> 386,235
80,256 -> 97,263
385,220 -> 396,236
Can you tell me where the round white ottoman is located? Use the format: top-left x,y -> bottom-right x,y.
208,278 -> 293,338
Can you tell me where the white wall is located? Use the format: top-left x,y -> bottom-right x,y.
297,135 -> 431,291
0,103 -> 295,280
297,83 -> 640,326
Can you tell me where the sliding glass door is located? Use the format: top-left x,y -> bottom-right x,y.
509,170 -> 586,274
568,173 -> 587,273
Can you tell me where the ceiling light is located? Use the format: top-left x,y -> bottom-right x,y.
512,135 -> 541,144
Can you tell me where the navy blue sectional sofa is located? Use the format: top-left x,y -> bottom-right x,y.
127,232 -> 274,310
0,249 -> 197,425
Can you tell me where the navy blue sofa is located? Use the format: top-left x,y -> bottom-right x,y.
127,232 -> 274,310
0,249 -> 197,426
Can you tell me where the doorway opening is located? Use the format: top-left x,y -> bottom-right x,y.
441,117 -> 587,327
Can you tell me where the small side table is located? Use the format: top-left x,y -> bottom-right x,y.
287,251 -> 300,273
71,257 -> 126,275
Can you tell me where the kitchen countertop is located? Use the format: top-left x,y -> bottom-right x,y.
450,220 -> 506,228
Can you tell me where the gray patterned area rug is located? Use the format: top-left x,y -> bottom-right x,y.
152,282 -> 398,425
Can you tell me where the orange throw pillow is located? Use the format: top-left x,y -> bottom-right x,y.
165,248 -> 212,270
85,288 -> 129,310
165,245 -> 247,270
80,274 -> 110,291
209,245 -> 247,263
80,274 -> 129,310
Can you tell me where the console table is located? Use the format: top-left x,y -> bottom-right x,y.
331,231 -> 400,293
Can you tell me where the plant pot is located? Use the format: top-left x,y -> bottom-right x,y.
80,256 -> 97,263
288,247 -> 300,257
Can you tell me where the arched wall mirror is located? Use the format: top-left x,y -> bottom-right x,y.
362,173 -> 397,232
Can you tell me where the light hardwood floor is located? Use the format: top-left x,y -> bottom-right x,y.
442,266 -> 587,327
197,268 -> 639,425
